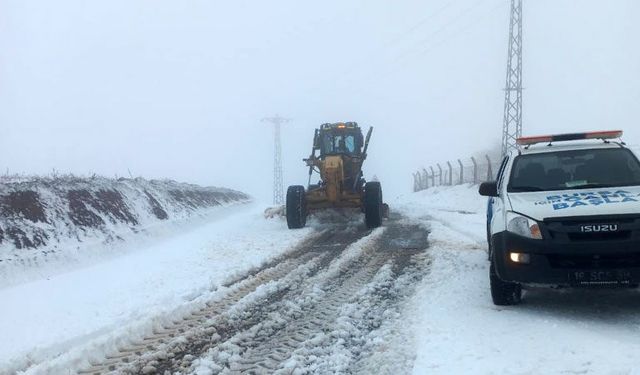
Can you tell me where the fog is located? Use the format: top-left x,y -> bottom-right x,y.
1,0 -> 638,202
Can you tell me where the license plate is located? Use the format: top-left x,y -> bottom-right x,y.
570,270 -> 632,285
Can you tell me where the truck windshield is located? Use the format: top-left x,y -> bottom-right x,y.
508,148 -> 640,192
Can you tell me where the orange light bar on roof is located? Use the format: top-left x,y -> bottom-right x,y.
516,130 -> 623,146
585,130 -> 624,140
516,135 -> 553,146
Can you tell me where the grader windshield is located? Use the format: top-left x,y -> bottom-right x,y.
322,134 -> 357,155
318,123 -> 363,157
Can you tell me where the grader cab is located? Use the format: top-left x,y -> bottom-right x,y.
286,122 -> 385,229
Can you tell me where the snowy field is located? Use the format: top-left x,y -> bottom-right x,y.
396,184 -> 640,374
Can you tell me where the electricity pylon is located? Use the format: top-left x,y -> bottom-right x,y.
501,0 -> 523,156
262,115 -> 290,205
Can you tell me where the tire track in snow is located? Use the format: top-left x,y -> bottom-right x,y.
190,218 -> 430,375
74,225 -> 371,374
73,216 -> 430,375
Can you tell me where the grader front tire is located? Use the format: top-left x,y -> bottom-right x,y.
364,181 -> 383,228
286,185 -> 307,229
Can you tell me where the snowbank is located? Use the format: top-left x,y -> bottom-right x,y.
0,176 -> 249,287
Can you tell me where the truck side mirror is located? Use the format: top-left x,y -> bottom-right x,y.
479,181 -> 499,197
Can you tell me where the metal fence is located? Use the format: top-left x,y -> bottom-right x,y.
413,155 -> 501,192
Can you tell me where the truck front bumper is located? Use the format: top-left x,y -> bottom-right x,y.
492,231 -> 640,286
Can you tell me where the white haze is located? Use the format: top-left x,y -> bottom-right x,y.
1,0 -> 638,202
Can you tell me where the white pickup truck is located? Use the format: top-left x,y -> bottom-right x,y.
479,131 -> 640,305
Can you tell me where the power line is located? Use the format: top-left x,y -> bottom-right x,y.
415,1 -> 503,57
388,0 -> 490,66
384,1 -> 455,47
297,0 -> 504,102
333,1 -> 455,79
337,0 -> 502,87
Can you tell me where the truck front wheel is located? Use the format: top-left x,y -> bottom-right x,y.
490,260 -> 522,306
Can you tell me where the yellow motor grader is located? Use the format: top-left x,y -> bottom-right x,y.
286,122 -> 385,229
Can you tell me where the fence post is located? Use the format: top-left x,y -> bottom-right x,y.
422,168 -> 428,189
430,166 -> 435,187
458,159 -> 464,184
437,164 -> 443,186
412,172 -> 418,192
446,161 -> 453,185
471,156 -> 478,183
485,155 -> 493,180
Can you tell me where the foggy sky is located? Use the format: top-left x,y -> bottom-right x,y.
1,0 -> 638,202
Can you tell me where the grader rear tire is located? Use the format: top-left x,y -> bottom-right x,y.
364,181 -> 383,228
286,185 -> 307,229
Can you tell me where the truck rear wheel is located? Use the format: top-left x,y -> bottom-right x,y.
490,260 -> 522,306
364,181 -> 383,228
286,185 -> 307,229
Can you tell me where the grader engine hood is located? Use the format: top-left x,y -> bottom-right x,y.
321,156 -> 344,202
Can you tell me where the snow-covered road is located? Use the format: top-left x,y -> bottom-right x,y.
31,214 -> 430,374
1,200 -> 432,375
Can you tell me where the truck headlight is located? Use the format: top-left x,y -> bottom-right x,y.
507,212 -> 542,240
